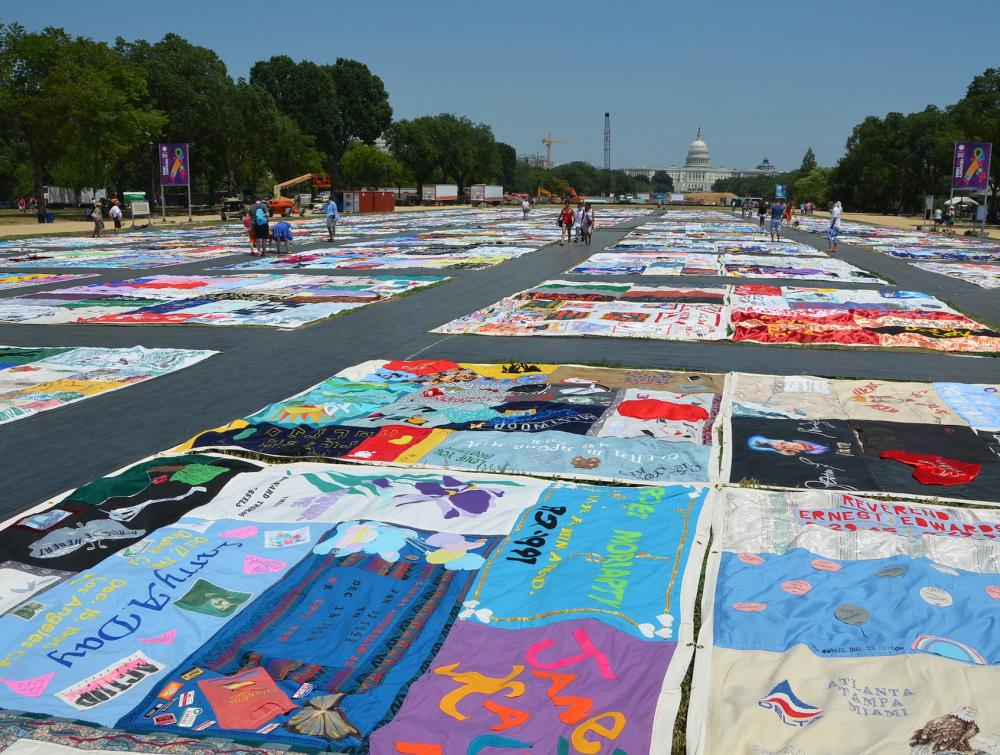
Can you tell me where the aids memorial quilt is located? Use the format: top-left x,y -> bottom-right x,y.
178,358 -> 725,485
0,274 -> 444,329
0,226 -> 253,269
0,453 -> 712,754
216,243 -> 542,271
568,253 -> 878,281
912,262 -> 1000,288
793,216 -> 1000,262
689,486 -> 1000,755
431,280 -> 729,340
433,282 -> 998,353
723,371 -> 1000,502
718,255 -> 881,282
0,273 -> 97,291
729,284 -> 1000,353
0,345 -> 216,424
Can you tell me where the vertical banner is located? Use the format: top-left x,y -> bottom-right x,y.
158,143 -> 190,187
952,141 -> 992,191
775,184 -> 786,199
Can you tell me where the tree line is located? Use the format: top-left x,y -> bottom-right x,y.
0,22 -> 658,217
714,68 -> 1000,220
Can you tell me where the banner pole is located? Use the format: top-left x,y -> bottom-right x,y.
186,145 -> 193,222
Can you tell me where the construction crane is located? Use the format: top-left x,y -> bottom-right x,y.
542,132 -> 564,170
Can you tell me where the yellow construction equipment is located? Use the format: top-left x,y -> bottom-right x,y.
268,173 -> 331,216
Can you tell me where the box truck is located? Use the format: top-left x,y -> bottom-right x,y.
421,184 -> 458,204
470,184 -> 503,206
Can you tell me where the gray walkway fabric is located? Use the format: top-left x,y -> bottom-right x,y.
0,212 -> 996,515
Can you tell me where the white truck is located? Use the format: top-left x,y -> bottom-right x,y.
470,184 -> 503,206
421,184 -> 458,205
43,186 -> 107,208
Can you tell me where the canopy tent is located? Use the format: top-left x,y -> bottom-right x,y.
945,196 -> 979,206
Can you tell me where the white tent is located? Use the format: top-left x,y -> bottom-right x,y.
944,196 -> 979,206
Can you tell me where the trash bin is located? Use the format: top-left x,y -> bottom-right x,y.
45,212 -> 55,223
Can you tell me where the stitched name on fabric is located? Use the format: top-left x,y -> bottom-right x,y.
44,541 -> 242,668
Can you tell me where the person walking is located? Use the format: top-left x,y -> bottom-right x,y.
90,201 -> 104,238
16,197 -> 25,213
251,198 -> 269,256
827,201 -> 842,252
521,196 -> 531,219
933,206 -> 943,230
769,198 -> 785,242
582,203 -> 595,246
782,199 -> 794,225
559,202 -> 574,245
323,196 -> 339,242
573,202 -> 585,243
108,200 -> 123,234
757,200 -> 767,228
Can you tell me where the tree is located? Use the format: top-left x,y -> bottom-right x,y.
793,167 -> 832,205
953,68 -> 1000,221
323,58 -> 392,177
211,80 -> 319,197
388,116 -> 439,188
651,170 -> 675,193
250,55 -> 342,176
496,142 -> 517,188
118,33 -> 233,195
431,114 -> 499,188
799,147 -> 817,173
339,143 -> 409,188
0,24 -> 163,219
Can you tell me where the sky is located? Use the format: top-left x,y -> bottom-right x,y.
7,0 -> 1000,172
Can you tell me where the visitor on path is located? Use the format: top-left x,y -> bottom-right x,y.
16,197 -> 25,213
582,203 -> 595,246
559,202 -> 574,245
521,197 -> 530,219
90,201 -> 104,238
108,200 -> 123,234
934,207 -> 943,229
29,196 -> 37,211
945,206 -> 956,229
827,201 -> 842,252
242,210 -> 256,253
783,200 -> 794,225
769,199 -> 785,242
573,202 -> 585,243
757,200 -> 767,228
324,197 -> 339,241
251,198 -> 269,256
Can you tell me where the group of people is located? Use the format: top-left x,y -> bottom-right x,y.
933,206 -> 957,230
14,196 -> 38,213
756,197 -> 843,252
240,196 -> 341,256
89,198 -> 123,238
558,201 -> 596,246
242,198 -> 293,256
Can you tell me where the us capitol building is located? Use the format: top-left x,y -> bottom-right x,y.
623,128 -> 777,193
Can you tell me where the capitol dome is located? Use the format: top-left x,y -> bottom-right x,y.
685,127 -> 711,167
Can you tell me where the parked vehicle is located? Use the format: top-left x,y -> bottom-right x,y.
470,184 -> 503,206
421,184 -> 458,205
220,197 -> 245,221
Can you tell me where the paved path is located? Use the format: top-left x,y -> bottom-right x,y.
1,212 -> 996,515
